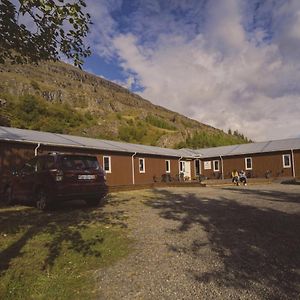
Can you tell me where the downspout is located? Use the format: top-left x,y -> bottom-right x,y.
291,149 -> 296,178
34,143 -> 41,156
220,155 -> 224,180
131,152 -> 137,185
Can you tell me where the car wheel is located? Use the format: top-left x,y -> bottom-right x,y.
85,198 -> 100,207
36,189 -> 50,211
3,186 -> 14,205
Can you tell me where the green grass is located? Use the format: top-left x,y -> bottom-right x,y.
145,114 -> 177,131
0,201 -> 131,299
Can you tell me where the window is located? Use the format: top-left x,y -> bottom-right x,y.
22,157 -> 37,174
282,154 -> 291,168
195,160 -> 200,176
61,155 -> 100,170
165,160 -> 171,173
245,157 -> 252,170
103,156 -> 111,173
179,161 -> 185,173
213,160 -> 220,172
139,158 -> 145,173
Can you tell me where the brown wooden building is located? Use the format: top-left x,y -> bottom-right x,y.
0,127 -> 299,192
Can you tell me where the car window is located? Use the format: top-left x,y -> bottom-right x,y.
45,156 -> 56,170
60,155 -> 100,170
21,157 -> 38,173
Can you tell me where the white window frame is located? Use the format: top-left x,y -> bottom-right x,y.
139,158 -> 145,173
213,160 -> 220,172
103,156 -> 111,173
245,157 -> 252,170
282,154 -> 291,168
165,160 -> 171,173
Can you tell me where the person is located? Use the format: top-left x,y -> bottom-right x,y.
231,169 -> 239,185
239,170 -> 247,186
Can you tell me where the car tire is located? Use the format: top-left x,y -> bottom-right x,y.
35,189 -> 51,211
85,198 -> 101,207
3,186 -> 14,205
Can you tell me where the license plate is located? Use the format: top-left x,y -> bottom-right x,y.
78,174 -> 96,180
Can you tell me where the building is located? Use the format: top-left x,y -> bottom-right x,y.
194,140 -> 300,180
0,126 -> 299,190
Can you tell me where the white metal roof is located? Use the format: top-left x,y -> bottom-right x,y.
0,126 -> 299,158
192,138 -> 300,158
0,126 -> 192,158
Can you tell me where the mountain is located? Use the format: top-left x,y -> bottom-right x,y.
0,60 -> 250,148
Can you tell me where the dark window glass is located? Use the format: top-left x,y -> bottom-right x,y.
166,160 -> 170,172
61,155 -> 99,170
45,156 -> 56,169
214,160 -> 219,171
246,158 -> 252,169
283,155 -> 291,167
103,157 -> 110,172
139,159 -> 145,172
195,160 -> 200,175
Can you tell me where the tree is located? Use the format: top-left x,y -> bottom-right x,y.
0,0 -> 91,67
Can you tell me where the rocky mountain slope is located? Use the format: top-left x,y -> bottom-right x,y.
0,60 -> 250,148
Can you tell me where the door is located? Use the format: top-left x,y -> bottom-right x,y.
179,161 -> 191,180
184,161 -> 191,180
195,159 -> 201,176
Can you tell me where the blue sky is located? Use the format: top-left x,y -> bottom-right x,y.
82,0 -> 300,141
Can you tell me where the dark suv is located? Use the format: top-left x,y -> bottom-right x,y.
2,153 -> 108,210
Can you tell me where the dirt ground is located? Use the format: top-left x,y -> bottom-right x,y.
96,183 -> 300,300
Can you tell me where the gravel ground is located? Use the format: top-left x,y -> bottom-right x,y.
95,184 -> 300,299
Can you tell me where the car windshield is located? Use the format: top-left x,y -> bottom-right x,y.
61,155 -> 100,170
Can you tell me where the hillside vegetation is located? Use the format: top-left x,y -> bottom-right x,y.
0,61 -> 250,148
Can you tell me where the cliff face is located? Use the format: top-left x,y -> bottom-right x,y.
0,60 -> 249,148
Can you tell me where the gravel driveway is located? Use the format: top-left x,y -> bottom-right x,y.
96,184 -> 300,299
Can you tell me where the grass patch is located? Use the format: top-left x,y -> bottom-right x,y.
0,201 -> 131,299
145,114 -> 177,131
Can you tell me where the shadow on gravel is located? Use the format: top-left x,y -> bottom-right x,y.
144,189 -> 300,298
222,186 -> 300,204
0,194 -> 127,275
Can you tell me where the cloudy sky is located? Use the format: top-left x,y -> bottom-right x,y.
82,0 -> 300,141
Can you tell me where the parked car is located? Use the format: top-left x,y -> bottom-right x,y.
2,153 -> 108,210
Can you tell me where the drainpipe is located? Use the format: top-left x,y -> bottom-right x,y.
34,143 -> 41,156
220,155 -> 224,180
291,149 -> 296,178
131,152 -> 137,185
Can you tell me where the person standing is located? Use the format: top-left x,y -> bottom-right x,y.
231,169 -> 239,185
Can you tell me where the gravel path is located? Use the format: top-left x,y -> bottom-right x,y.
96,184 -> 300,299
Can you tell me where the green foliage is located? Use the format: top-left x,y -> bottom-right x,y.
175,130 -> 250,149
118,123 -> 147,143
0,0 -> 91,67
5,94 -> 95,134
146,114 -> 176,130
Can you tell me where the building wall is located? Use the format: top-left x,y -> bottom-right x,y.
200,151 -> 295,179
133,155 -> 180,184
0,141 -> 183,188
1,141 -> 299,192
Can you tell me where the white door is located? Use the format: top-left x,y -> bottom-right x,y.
179,161 -> 191,180
184,161 -> 191,179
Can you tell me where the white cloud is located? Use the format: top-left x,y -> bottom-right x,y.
87,0 -> 300,141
